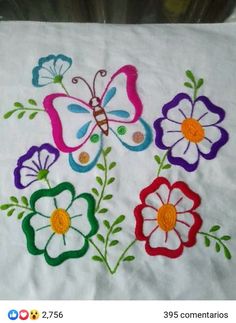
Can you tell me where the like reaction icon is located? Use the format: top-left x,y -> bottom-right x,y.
8,310 -> 18,320
19,310 -> 29,320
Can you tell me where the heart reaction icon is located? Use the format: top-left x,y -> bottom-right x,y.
19,310 -> 29,320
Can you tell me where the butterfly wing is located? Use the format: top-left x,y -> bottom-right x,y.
101,65 -> 142,124
43,93 -> 96,153
109,117 -> 153,152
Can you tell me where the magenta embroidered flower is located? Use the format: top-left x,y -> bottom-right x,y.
154,93 -> 229,172
14,143 -> 59,189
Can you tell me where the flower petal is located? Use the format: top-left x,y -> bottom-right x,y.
34,196 -> 56,217
38,144 -> 59,169
177,212 -> 195,226
165,97 -> 193,122
193,97 -> 225,126
159,119 -> 183,147
169,188 -> 195,213
143,220 -> 158,237
145,183 -> 169,209
149,228 -> 181,250
175,220 -> 191,243
15,166 -> 38,188
30,214 -> 52,250
54,55 -> 72,76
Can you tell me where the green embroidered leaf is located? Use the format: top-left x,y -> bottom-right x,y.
184,82 -> 193,88
97,234 -> 105,243
92,255 -> 103,262
103,220 -> 110,229
215,242 -> 221,253
14,102 -> 24,108
7,209 -> 15,217
104,147 -> 112,156
113,215 -> 125,226
109,162 -> 116,170
18,111 -> 26,119
112,227 -> 122,234
103,194 -> 113,200
91,188 -> 99,196
220,235 -> 231,241
197,78 -> 204,89
223,246 -> 231,260
123,255 -> 135,262
109,240 -> 119,247
185,70 -> 195,83
29,112 -> 38,120
204,236 -> 210,247
3,110 -> 16,119
97,163 -> 105,171
10,196 -> 18,203
21,196 -> 29,206
96,176 -> 103,186
162,164 -> 171,170
209,225 -> 220,233
154,155 -> 161,164
98,208 -> 108,214
28,99 -> 37,106
107,177 -> 115,185
17,211 -> 25,220
0,204 -> 11,210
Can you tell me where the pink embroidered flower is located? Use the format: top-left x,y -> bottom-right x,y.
134,177 -> 202,258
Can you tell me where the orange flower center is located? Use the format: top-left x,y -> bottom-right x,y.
157,204 -> 177,232
50,208 -> 71,234
181,118 -> 205,143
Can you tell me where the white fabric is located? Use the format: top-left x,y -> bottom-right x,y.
0,21 -> 236,300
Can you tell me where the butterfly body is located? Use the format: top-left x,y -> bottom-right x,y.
90,96 -> 109,136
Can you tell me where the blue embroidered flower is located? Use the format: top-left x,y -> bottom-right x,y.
32,54 -> 72,87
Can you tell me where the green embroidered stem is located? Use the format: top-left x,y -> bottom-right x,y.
44,177 -> 52,189
0,195 -> 32,219
154,151 -> 171,177
96,149 -> 108,212
184,70 -> 204,101
17,107 -> 44,112
198,225 -> 232,260
112,239 -> 136,274
60,81 -> 69,95
3,99 -> 45,120
89,238 -> 113,274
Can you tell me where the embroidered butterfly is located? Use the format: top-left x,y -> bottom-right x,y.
43,65 -> 152,172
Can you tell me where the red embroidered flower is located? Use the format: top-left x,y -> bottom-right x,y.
134,177 -> 202,258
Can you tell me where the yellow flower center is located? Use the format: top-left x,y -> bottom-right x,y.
181,118 -> 205,143
50,208 -> 71,234
157,204 -> 177,232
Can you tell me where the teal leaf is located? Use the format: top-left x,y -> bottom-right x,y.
28,99 -> 37,106
18,111 -> 25,119
154,155 -> 161,164
97,234 -> 105,243
96,176 -> 103,186
7,209 -> 15,217
3,110 -> 16,119
162,164 -> 171,170
204,236 -> 210,247
112,227 -> 122,234
109,162 -> 116,170
215,242 -> 221,253
10,196 -> 18,203
21,196 -> 29,206
220,235 -> 231,241
97,163 -> 105,171
92,255 -> 103,262
17,211 -> 25,220
113,215 -> 125,226
109,240 -> 119,247
185,70 -> 195,83
98,208 -> 108,214
103,194 -> 113,200
29,112 -> 38,120
0,204 -> 11,210
104,147 -> 112,156
14,102 -> 24,108
223,246 -> 232,260
107,177 -> 115,185
184,82 -> 193,88
123,255 -> 135,262
197,78 -> 204,89
209,225 -> 220,233
91,188 -> 99,196
103,220 -> 110,229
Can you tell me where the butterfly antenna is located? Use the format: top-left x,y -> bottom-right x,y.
92,69 -> 107,96
72,76 -> 94,97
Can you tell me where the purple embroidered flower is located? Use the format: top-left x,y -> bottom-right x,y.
154,93 -> 229,172
14,143 -> 59,189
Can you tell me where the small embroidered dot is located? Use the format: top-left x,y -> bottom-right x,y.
132,131 -> 144,143
90,134 -> 100,143
117,126 -> 127,135
78,152 -> 90,164
181,118 -> 205,143
50,208 -> 71,234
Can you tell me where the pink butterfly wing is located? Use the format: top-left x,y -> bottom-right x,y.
43,93 -> 97,153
